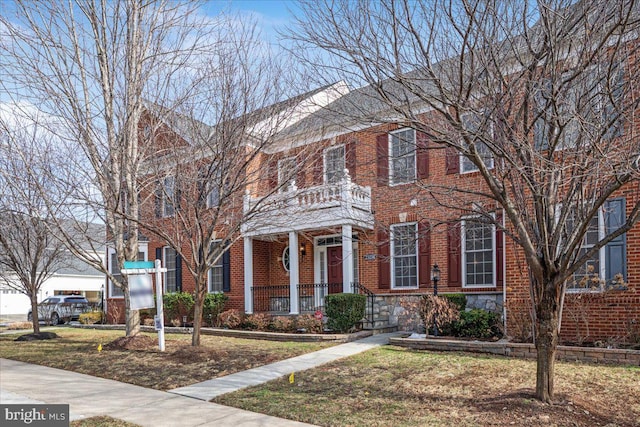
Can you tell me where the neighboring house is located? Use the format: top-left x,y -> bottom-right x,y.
105,19 -> 639,343
0,253 -> 105,318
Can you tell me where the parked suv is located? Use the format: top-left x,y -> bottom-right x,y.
27,295 -> 90,325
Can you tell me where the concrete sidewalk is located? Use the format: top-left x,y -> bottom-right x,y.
170,332 -> 401,400
0,358 -> 314,427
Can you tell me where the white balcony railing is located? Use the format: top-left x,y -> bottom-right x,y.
242,171 -> 373,236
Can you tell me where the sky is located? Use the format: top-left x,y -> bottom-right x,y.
202,0 -> 303,46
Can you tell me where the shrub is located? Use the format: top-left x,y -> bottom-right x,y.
451,309 -> 503,339
325,293 -> 366,333
243,313 -> 271,331
421,295 -> 460,335
295,314 -> 323,334
270,316 -> 295,332
163,292 -> 194,325
79,311 -> 103,325
218,309 -> 244,329
203,293 -> 228,327
443,293 -> 467,312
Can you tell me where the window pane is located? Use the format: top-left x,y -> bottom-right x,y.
392,224 -> 417,288
325,146 -> 345,184
390,129 -> 415,184
464,221 -> 494,287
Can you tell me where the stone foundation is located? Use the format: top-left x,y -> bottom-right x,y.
370,292 -> 504,332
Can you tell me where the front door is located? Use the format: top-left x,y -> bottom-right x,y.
327,246 -> 343,294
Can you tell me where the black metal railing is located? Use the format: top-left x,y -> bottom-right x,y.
351,282 -> 375,328
252,282 -> 375,327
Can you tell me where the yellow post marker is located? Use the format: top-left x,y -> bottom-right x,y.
289,372 -> 295,384
97,343 -> 102,352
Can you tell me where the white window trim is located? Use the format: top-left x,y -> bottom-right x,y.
461,217 -> 496,288
207,239 -> 224,293
390,222 -> 419,290
107,244 -> 148,298
459,112 -> 495,174
388,128 -> 416,186
163,246 -> 177,293
324,144 -> 346,184
278,157 -> 297,192
162,176 -> 176,217
565,207 -> 607,294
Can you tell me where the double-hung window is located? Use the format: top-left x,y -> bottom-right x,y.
325,145 -> 345,184
462,218 -> 495,287
460,113 -> 494,173
568,199 -> 627,292
389,128 -> 416,185
208,242 -> 224,293
278,157 -> 297,192
164,246 -> 178,293
391,223 -> 418,289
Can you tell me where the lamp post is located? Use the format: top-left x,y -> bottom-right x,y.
431,264 -> 440,336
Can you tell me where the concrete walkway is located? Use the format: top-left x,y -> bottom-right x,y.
1,332 -> 400,426
0,358 -> 314,426
170,332 -> 401,400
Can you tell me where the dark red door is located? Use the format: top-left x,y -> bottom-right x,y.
327,246 -> 343,294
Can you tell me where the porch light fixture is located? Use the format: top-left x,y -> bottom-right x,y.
431,264 -> 440,336
299,242 -> 307,260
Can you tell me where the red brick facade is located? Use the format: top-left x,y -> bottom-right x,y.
106,61 -> 640,345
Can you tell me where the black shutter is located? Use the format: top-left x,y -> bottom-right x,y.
346,140 -> 357,179
605,198 -> 626,284
445,147 -> 459,175
416,131 -> 429,179
154,183 -> 162,218
418,221 -> 431,289
377,229 -> 390,289
222,242 -> 231,292
155,247 -> 162,261
496,212 -> 504,288
175,252 -> 182,292
447,222 -> 462,287
376,134 -> 389,186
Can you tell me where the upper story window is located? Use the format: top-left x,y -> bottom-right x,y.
389,128 -> 416,185
460,113 -> 494,174
534,62 -> 624,150
461,218 -> 495,288
391,223 -> 418,289
325,145 -> 345,184
155,176 -> 179,218
278,157 -> 297,192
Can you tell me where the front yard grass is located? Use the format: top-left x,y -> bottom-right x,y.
213,346 -> 640,427
0,327 -> 334,390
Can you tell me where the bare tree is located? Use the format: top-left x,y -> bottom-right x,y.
0,118 -> 73,333
290,0 -> 640,402
0,0 -> 219,336
139,15 -> 323,345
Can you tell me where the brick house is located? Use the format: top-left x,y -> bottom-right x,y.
106,51 -> 639,345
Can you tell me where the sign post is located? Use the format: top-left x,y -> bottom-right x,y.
122,260 -> 167,351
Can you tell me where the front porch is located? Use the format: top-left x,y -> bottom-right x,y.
251,282 -> 375,328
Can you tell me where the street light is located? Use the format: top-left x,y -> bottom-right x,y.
431,264 -> 440,336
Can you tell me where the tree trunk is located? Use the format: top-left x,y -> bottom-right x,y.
30,293 -> 39,334
192,296 -> 203,346
534,286 -> 561,403
124,287 -> 140,336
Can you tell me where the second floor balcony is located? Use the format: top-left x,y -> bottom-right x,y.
242,172 -> 373,237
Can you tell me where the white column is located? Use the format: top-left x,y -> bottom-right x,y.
342,224 -> 354,293
244,237 -> 253,314
289,231 -> 300,314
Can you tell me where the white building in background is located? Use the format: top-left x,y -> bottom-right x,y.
0,254 -> 105,318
